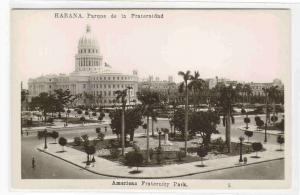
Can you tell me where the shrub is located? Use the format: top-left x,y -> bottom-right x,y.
211,137 -> 225,153
67,109 -> 71,114
277,135 -> 284,151
47,117 -> 54,123
97,132 -> 105,141
132,143 -> 141,152
197,146 -> 208,166
92,112 -> 97,116
241,108 -> 246,115
95,127 -> 101,133
244,117 -> 251,129
85,111 -> 89,115
271,115 -> 278,124
252,142 -> 263,157
125,151 -> 144,171
58,137 -> 67,151
73,137 -> 82,146
276,119 -> 284,131
244,131 -> 253,142
110,148 -> 121,159
177,150 -> 186,161
98,112 -> 105,121
80,116 -> 85,122
37,131 -> 44,139
256,119 -> 264,130
77,110 -> 82,115
155,147 -> 164,164
254,116 -> 260,122
149,148 -> 154,160
51,131 -> 59,143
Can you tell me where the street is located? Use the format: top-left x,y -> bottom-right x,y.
21,113 -> 284,179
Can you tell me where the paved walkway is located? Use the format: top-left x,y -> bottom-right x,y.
37,134 -> 284,179
23,120 -> 110,132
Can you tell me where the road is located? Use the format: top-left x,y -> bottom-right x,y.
21,113 -> 284,179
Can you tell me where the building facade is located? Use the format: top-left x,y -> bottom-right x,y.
138,76 -> 177,102
249,79 -> 284,96
28,25 -> 138,106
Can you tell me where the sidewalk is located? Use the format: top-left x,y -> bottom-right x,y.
23,120 -> 110,132
37,134 -> 284,179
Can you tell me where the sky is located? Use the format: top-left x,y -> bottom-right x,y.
11,9 -> 290,88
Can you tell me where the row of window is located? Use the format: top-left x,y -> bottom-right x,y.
91,76 -> 135,81
78,59 -> 99,67
91,84 -> 134,89
79,48 -> 98,54
92,90 -> 133,97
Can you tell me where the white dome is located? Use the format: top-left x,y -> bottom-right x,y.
78,25 -> 99,50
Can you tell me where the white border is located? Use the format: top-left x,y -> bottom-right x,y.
2,0 -> 300,195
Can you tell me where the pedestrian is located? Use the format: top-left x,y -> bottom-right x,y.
105,126 -> 107,133
26,131 -> 29,136
243,157 -> 248,164
32,157 -> 36,169
92,156 -> 96,167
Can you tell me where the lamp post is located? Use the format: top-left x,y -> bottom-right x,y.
264,98 -> 268,143
158,131 -> 162,149
44,128 -> 48,150
239,136 -> 245,163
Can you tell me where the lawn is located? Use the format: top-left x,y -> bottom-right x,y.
67,134 -> 260,167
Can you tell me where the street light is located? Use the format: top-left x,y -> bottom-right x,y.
44,128 -> 48,150
156,128 -> 162,149
239,136 -> 245,163
158,131 -> 162,149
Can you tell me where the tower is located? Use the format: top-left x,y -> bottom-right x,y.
75,25 -> 103,73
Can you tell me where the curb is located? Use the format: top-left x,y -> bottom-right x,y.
37,147 -> 284,179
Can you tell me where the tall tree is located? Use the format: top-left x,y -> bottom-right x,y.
243,84 -> 252,103
189,111 -> 220,147
178,70 -> 192,155
218,85 -> 237,153
53,89 -> 75,125
188,71 -> 206,111
109,107 -> 143,142
30,92 -> 54,123
137,90 -> 160,162
114,89 -> 128,156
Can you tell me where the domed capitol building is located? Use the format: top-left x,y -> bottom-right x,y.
28,25 -> 138,106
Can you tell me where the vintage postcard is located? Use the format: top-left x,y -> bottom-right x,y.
11,8 -> 292,190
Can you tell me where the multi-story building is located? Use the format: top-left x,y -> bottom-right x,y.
249,79 -> 284,96
28,25 -> 138,106
138,76 -> 177,102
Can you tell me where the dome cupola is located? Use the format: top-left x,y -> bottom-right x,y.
75,25 -> 103,73
78,25 -> 99,54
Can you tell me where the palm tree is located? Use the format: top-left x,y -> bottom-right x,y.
151,113 -> 158,137
188,71 -> 206,111
243,84 -> 252,103
268,86 -> 280,117
126,86 -> 133,107
218,85 -> 237,153
178,70 -> 192,155
169,100 -> 178,136
114,89 -> 128,156
137,90 -> 160,163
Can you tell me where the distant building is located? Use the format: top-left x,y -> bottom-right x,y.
28,25 -> 138,106
249,79 -> 284,96
138,76 -> 177,102
205,76 -> 238,89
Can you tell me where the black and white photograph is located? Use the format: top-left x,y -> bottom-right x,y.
10,8 -> 293,190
